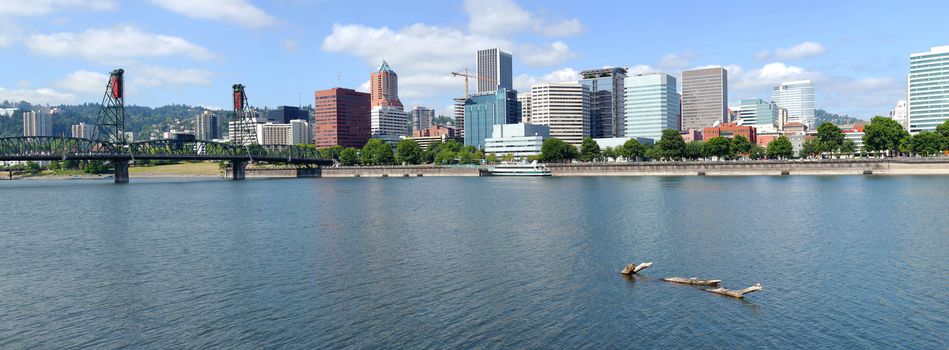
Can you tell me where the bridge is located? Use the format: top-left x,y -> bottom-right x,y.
0,69 -> 331,183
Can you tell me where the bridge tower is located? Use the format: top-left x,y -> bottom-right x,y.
94,69 -> 126,144
231,84 -> 257,146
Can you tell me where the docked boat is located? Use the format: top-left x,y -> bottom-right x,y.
661,277 -> 722,286
489,161 -> 551,176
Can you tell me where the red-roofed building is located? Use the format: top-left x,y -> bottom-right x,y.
703,123 -> 757,144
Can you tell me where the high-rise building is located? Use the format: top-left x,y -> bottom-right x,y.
22,110 -> 52,137
889,100 -> 909,131
257,123 -> 290,145
453,97 -> 467,137
371,106 -> 409,137
267,106 -> 309,124
772,80 -> 815,129
737,99 -> 779,127
517,93 -> 532,123
624,73 -> 680,142
314,87 -> 371,148
371,60 -> 402,108
530,83 -> 590,147
681,67 -> 728,130
71,122 -> 94,139
580,67 -> 627,138
288,119 -> 311,145
908,46 -> 949,133
410,106 -> 435,132
464,88 -> 519,149
194,110 -> 220,141
476,48 -> 513,93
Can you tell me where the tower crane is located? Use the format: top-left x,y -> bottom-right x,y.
451,68 -> 497,98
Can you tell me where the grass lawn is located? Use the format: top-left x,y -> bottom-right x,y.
128,162 -> 222,176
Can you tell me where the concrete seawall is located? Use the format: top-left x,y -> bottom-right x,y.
321,166 -> 482,178
227,159 -> 949,178
548,159 -> 949,176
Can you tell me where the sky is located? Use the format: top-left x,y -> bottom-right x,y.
0,0 -> 947,119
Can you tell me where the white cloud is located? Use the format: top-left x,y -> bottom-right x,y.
538,19 -> 583,37
0,0 -> 114,17
517,41 -> 575,67
464,0 -> 582,37
26,25 -> 215,64
0,86 -> 75,105
626,64 -> 660,75
131,65 -> 214,88
729,62 -> 816,90
757,41 -> 827,61
514,68 -> 579,91
658,53 -> 696,70
282,39 -> 299,52
150,0 -> 277,28
54,70 -> 109,94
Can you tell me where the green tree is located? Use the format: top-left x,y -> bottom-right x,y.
800,138 -> 820,158
936,119 -> 949,151
731,135 -> 752,157
360,139 -> 395,165
339,147 -> 359,166
684,141 -> 705,160
840,139 -> 857,156
540,138 -> 578,163
601,146 -> 617,161
705,137 -> 733,159
423,140 -> 443,163
766,135 -> 794,159
643,143 -> 659,160
434,149 -> 456,164
318,145 -> 344,160
621,138 -> 645,161
458,150 -> 477,164
908,131 -> 943,156
579,137 -> 601,162
816,122 -> 845,156
656,129 -> 686,160
749,145 -> 767,160
863,116 -> 909,156
486,153 -> 498,163
23,161 -> 41,174
501,153 -> 515,162
395,139 -> 423,165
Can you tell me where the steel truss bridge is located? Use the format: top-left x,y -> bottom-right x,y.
0,69 -> 331,183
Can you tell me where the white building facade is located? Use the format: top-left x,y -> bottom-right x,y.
71,123 -> 94,139
288,119 -> 311,145
908,46 -> 949,133
889,100 -> 909,131
371,106 -> 408,137
530,83 -> 590,147
484,123 -> 549,160
23,110 -> 52,137
517,93 -> 532,123
772,80 -> 815,129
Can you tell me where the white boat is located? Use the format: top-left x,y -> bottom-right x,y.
489,160 -> 551,176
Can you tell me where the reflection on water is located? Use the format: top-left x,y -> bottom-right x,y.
0,176 -> 946,348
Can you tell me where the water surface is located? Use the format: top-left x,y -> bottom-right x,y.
0,176 -> 946,348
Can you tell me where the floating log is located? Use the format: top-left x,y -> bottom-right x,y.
704,283 -> 763,299
619,262 -> 652,275
661,277 -> 722,286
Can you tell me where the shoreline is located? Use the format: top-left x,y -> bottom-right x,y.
6,159 -> 949,180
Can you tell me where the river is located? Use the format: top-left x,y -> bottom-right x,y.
0,176 -> 946,348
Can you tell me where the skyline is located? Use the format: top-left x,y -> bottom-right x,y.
1,0 -> 947,119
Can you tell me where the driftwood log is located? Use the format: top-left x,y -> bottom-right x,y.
661,277 -> 722,286
619,262 -> 652,275
704,283 -> 763,298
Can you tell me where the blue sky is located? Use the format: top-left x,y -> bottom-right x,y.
0,0 -> 946,119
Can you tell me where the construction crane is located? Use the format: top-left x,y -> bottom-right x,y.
451,68 -> 496,98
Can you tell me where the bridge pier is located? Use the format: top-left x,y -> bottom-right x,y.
113,161 -> 129,183
230,160 -> 247,180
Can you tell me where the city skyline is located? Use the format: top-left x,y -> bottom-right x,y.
0,0 -> 946,120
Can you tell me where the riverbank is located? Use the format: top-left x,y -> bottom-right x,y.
7,159 -> 949,180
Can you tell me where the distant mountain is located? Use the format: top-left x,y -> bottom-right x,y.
815,109 -> 864,126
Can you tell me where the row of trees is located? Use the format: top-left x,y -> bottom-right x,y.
538,131 -> 797,163
314,139 -> 487,166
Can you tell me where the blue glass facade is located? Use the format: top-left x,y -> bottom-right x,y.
464,88 -> 519,149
